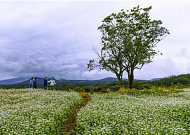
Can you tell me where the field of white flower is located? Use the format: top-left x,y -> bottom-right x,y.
0,89 -> 81,134
76,91 -> 190,134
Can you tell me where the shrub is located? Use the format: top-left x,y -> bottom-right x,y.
79,92 -> 89,98
90,89 -> 94,94
116,87 -> 138,94
75,87 -> 85,92
111,85 -> 121,91
100,88 -> 111,93
115,87 -> 182,94
170,83 -> 185,89
62,82 -> 68,89
133,81 -> 152,90
69,89 -> 75,92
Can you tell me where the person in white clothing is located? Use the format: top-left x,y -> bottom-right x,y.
48,77 -> 56,90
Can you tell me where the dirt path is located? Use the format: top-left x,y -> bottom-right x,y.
63,92 -> 90,135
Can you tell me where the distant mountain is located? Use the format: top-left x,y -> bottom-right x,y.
99,77 -> 120,82
0,77 -> 29,85
90,77 -> 123,84
0,76 -> 162,85
59,77 -> 123,84
18,77 -> 56,85
149,78 -> 161,81
1,77 -> 122,85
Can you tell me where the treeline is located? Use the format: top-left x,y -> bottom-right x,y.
150,74 -> 190,87
0,83 -> 63,90
60,74 -> 190,91
0,74 -> 190,91
0,81 -> 149,91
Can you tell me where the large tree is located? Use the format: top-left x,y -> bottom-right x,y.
88,43 -> 125,86
88,6 -> 169,88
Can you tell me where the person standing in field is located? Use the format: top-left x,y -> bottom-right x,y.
49,77 -> 56,90
29,77 -> 34,89
43,77 -> 48,90
33,77 -> 38,89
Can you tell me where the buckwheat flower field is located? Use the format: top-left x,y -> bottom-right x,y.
76,91 -> 190,134
0,89 -> 81,134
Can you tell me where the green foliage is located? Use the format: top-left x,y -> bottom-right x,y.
100,88 -> 111,93
62,82 -> 68,90
133,81 -> 152,90
0,74 -> 189,92
115,86 -> 182,94
75,87 -> 85,92
151,74 -> 190,87
89,5 -> 169,88
116,87 -> 138,94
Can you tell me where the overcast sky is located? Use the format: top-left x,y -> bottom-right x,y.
0,1 -> 190,80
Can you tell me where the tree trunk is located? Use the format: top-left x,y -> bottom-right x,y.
116,74 -> 124,88
119,78 -> 124,88
128,68 -> 134,89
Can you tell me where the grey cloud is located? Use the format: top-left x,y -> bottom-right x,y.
0,1 -> 190,80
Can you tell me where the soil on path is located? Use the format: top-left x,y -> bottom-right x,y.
63,92 -> 90,135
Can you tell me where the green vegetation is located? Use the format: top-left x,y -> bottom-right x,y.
0,4 -> 188,135
62,74 -> 190,92
75,87 -> 85,92
0,74 -> 190,91
62,82 -> 68,89
0,89 -> 81,134
76,92 -> 190,134
88,5 -> 169,88
151,74 -> 190,87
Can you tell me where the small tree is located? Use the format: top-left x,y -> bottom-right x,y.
88,6 -> 169,89
62,82 -> 67,90
75,87 -> 85,92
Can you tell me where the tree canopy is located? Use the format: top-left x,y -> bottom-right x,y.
88,6 -> 169,88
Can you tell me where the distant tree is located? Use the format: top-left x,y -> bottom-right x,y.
88,6 -> 169,89
75,87 -> 85,92
151,74 -> 190,87
62,82 -> 67,90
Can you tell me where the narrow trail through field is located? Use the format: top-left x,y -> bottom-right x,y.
63,92 -> 90,135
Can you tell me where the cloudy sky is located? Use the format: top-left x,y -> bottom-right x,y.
0,1 -> 190,80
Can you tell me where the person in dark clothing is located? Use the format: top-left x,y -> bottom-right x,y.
29,77 -> 34,89
33,77 -> 38,89
43,77 -> 48,90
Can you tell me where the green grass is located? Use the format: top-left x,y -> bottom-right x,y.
0,89 -> 82,134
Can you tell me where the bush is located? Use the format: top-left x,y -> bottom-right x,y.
62,82 -> 67,90
75,87 -> 85,92
142,87 -> 182,94
100,88 -> 111,93
116,87 -> 138,94
79,92 -> 89,98
170,83 -> 185,89
69,89 -> 75,92
90,89 -> 94,94
133,81 -> 152,90
110,85 -> 121,91
115,87 -> 182,94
